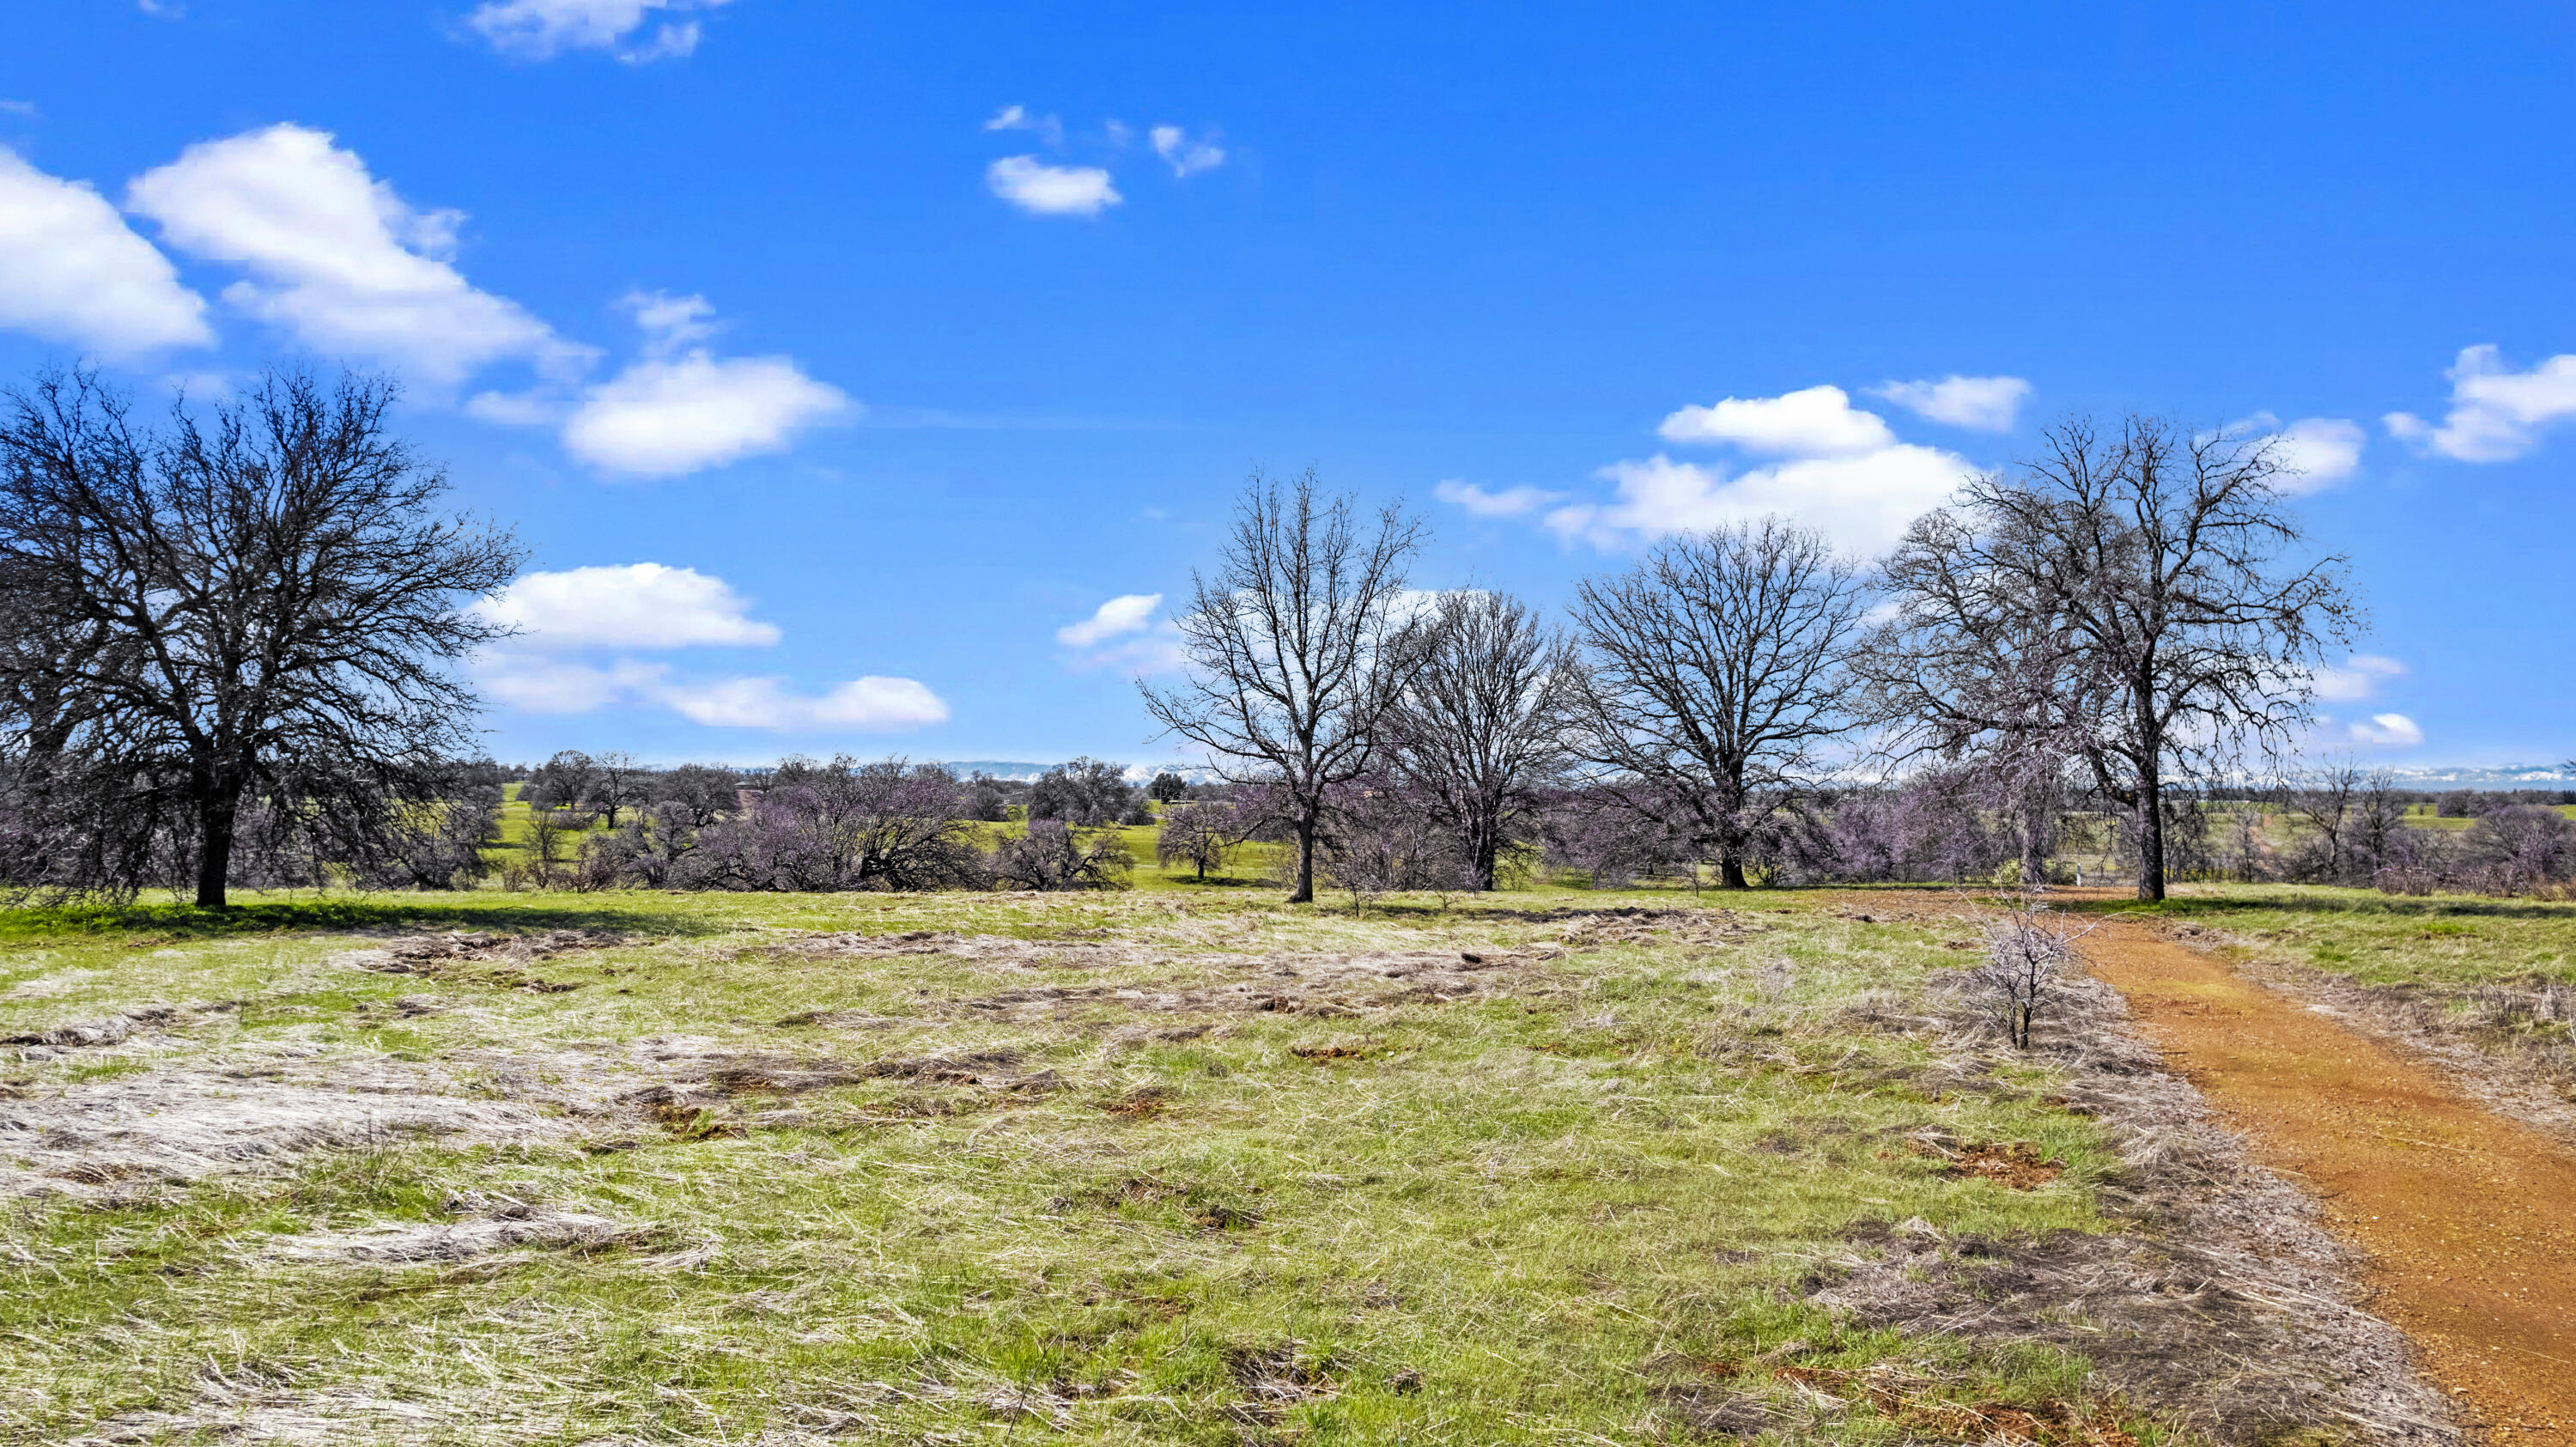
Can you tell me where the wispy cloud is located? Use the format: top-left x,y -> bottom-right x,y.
1869,374 -> 2030,433
2348,713 -> 2425,747
464,0 -> 732,63
1055,593 -> 1186,672
2386,344 -> 2576,462
1432,480 -> 1563,518
2311,654 -> 2404,703
1149,125 -> 1225,177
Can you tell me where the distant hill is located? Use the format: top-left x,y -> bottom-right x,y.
2379,764 -> 2574,790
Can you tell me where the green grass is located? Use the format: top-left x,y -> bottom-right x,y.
0,885 -> 2136,1444
2081,883 -> 2576,990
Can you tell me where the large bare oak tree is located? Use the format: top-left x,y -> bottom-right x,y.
0,368 -> 523,907
1866,417 -> 2357,900
1563,517 -> 1868,888
1384,589 -> 1571,891
1140,470 -> 1430,903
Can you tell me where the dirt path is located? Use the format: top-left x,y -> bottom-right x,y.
2088,921 -> 2576,1444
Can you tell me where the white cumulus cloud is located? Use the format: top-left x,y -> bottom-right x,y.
1658,384 -> 1897,457
125,124 -> 583,389
1546,446 -> 1976,556
2348,713 -> 2425,747
562,350 -> 852,477
1432,480 -> 1564,518
2249,415 -> 2366,493
0,148 -> 212,356
471,563 -> 782,649
1057,593 -> 1161,648
662,675 -> 949,730
1870,374 -> 2030,433
987,155 -> 1121,216
465,0 -> 729,61
2385,345 -> 2576,463
1150,125 -> 1225,177
2311,653 -> 2404,703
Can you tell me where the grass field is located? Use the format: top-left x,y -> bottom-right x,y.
9,873 -> 2567,1443
2,884 -> 2146,1445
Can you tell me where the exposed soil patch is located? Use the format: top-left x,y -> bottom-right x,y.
2089,922 -> 2576,1444
1905,1138 -> 2063,1190
1290,1043 -> 1376,1061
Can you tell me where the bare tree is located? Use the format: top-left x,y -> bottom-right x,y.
1140,470 -> 1431,903
590,750 -> 645,830
1973,890 -> 2099,1049
1561,517 -> 1868,889
1869,418 -> 2358,901
1385,590 -> 1571,891
991,819 -> 1131,891
1155,797 -> 1252,881
0,367 -> 522,907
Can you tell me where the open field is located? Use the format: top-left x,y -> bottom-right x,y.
0,884 -> 2492,1445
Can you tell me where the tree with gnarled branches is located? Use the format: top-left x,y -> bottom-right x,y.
1384,589 -> 1571,891
1867,417 -> 2359,901
0,367 -> 524,908
1561,517 -> 1868,889
1139,470 -> 1431,903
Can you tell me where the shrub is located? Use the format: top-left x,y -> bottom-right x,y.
674,757 -> 986,891
991,819 -> 1130,891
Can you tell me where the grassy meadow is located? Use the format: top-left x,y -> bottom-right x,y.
11,788 -> 2576,1444
0,881 -> 2142,1445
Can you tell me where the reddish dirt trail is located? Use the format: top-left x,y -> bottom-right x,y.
2087,921 -> 2576,1444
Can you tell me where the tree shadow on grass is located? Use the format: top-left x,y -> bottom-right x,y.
0,895 -> 729,944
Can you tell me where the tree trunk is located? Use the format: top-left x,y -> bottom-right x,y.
2136,767 -> 2166,903
1290,814 -> 1317,903
194,776 -> 240,909
1719,855 -> 1749,890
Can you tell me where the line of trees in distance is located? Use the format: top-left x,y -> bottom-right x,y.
5,364 -> 2568,908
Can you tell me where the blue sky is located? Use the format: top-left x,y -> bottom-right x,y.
3,2 -> 2570,769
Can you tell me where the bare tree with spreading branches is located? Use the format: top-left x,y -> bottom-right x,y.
0,367 -> 523,907
1561,517 -> 1868,888
1155,796 -> 1253,881
1868,418 -> 2357,901
1140,470 -> 1431,903
1385,590 -> 1571,891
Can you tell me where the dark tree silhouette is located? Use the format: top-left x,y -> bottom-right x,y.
1140,470 -> 1431,903
0,367 -> 522,907
1868,417 -> 2357,900
1562,518 -> 1867,889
